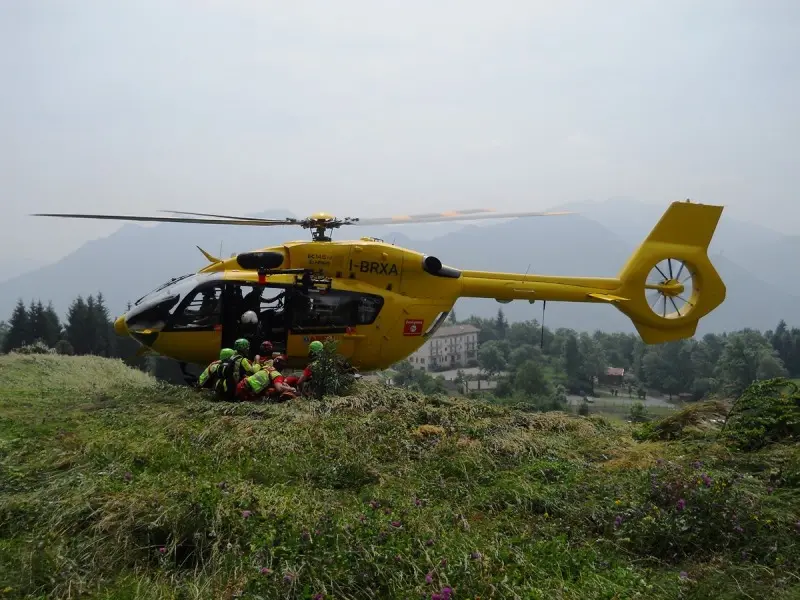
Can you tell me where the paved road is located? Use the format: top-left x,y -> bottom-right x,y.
565,394 -> 677,408
430,368 -> 678,407
367,367 -> 680,408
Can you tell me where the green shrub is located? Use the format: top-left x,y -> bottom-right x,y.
628,401 -> 649,423
305,340 -> 357,399
12,340 -> 55,354
54,339 -> 75,355
637,400 -> 729,441
610,459 -> 772,562
722,378 -> 800,451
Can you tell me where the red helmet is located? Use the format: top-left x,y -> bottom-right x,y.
273,354 -> 288,368
259,341 -> 273,354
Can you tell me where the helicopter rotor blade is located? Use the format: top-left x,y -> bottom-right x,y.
32,207 -> 576,228
350,209 -> 575,226
158,210 -> 296,223
31,213 -> 294,226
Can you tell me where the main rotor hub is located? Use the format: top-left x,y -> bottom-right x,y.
301,213 -> 359,241
308,212 -> 335,222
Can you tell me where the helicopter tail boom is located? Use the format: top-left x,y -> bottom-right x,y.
458,200 -> 726,344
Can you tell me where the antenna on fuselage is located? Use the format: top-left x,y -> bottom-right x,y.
541,301 -> 546,349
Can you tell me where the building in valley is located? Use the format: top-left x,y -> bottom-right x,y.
406,324 -> 480,371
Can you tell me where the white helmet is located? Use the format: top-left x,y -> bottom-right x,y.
241,310 -> 258,325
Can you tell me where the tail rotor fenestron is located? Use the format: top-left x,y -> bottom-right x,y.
645,258 -> 697,320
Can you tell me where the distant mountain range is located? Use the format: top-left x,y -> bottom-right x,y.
1,199 -> 797,336
0,257 -> 46,283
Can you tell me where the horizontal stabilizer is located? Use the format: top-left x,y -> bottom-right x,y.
587,293 -> 628,303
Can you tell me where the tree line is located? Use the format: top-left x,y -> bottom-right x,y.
390,308 -> 799,406
0,295 -> 146,370
2,296 -> 798,403
465,309 -> 798,401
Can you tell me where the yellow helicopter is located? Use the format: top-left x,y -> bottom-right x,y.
34,199 -> 726,373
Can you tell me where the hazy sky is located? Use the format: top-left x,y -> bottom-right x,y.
2,0 -> 799,276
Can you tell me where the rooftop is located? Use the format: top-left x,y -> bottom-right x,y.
432,324 -> 480,338
606,367 -> 625,377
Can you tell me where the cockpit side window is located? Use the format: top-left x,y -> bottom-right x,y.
235,284 -> 288,315
289,289 -> 384,331
168,284 -> 224,330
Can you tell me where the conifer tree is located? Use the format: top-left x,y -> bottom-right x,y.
24,300 -> 60,348
3,299 -> 31,352
85,295 -> 97,353
495,308 -> 508,339
43,302 -> 62,347
93,292 -> 114,356
28,300 -> 45,344
0,321 -> 8,351
65,296 -> 90,354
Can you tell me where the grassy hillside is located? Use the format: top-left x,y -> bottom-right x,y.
0,355 -> 798,599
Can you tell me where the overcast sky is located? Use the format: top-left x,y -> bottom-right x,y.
2,0 -> 799,276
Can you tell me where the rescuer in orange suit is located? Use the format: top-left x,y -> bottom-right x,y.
254,340 -> 274,366
235,354 -> 297,402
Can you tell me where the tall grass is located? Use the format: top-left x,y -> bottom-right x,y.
0,354 -> 798,599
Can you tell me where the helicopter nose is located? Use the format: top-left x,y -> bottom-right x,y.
114,315 -> 129,337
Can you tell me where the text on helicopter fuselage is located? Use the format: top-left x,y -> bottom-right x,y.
349,259 -> 399,276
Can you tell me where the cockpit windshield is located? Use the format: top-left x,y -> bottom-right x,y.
134,273 -> 195,306
126,273 -> 222,331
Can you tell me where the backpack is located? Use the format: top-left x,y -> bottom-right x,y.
215,353 -> 244,399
